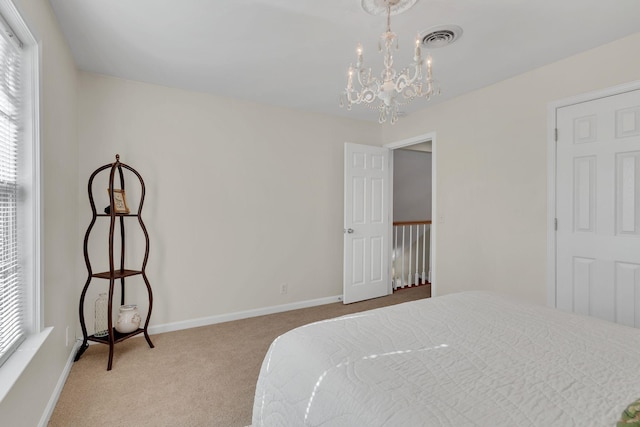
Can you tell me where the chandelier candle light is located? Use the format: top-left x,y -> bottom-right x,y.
340,0 -> 440,124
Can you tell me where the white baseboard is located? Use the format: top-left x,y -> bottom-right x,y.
147,294 -> 343,336
38,339 -> 81,427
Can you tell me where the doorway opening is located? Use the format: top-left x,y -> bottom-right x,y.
385,132 -> 436,297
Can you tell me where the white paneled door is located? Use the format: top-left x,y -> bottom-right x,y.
343,143 -> 391,304
556,89 -> 640,325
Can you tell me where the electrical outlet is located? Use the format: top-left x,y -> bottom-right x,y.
280,283 -> 288,294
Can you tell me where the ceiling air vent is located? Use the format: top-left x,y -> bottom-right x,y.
420,25 -> 463,49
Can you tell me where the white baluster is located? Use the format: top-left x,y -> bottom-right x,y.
428,223 -> 432,284
422,223 -> 427,284
393,226 -> 398,290
415,225 -> 420,286
401,226 -> 406,288
408,225 -> 412,287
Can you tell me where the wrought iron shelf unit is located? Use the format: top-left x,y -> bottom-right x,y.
74,154 -> 154,370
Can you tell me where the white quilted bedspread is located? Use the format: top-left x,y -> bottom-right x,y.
252,291 -> 640,426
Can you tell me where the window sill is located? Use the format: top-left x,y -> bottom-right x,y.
0,327 -> 53,403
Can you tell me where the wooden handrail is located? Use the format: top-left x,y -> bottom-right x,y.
393,220 -> 432,226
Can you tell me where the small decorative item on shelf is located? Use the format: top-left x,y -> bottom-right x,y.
94,293 -> 109,337
107,188 -> 130,214
115,304 -> 141,334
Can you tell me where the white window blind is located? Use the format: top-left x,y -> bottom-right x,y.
0,16 -> 23,368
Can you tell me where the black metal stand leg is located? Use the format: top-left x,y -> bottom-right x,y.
106,278 -> 115,371
144,331 -> 154,349
75,275 -> 92,363
107,342 -> 114,371
74,340 -> 89,361
142,272 -> 154,349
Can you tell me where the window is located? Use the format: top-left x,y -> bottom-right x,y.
0,3 -> 39,369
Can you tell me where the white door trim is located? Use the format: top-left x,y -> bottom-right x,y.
546,80 -> 640,308
384,131 -> 437,297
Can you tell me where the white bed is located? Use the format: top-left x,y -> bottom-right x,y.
252,291 -> 640,426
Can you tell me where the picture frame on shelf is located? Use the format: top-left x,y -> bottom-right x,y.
108,188 -> 130,214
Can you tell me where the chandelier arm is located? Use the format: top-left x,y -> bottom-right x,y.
341,91 -> 353,109
394,63 -> 423,98
360,88 -> 378,104
356,67 -> 376,90
344,89 -> 363,105
401,85 -> 419,100
405,62 -> 423,86
344,84 -> 379,106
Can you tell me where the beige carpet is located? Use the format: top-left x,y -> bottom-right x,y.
49,286 -> 430,427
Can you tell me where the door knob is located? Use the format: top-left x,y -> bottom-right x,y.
344,228 -> 354,234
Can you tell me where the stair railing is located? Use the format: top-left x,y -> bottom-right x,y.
392,220 -> 431,290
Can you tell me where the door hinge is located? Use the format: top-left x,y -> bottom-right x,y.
554,128 -> 558,142
554,218 -> 558,230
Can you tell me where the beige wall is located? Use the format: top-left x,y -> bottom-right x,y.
0,0 -> 78,426
393,149 -> 432,222
77,73 -> 381,328
382,32 -> 640,304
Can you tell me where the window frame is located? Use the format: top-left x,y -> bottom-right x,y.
0,0 -> 44,398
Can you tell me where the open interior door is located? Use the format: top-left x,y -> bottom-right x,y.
343,143 -> 391,304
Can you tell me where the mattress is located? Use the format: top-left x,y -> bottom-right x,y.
252,291 -> 640,426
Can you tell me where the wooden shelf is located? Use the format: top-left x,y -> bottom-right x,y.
96,213 -> 139,217
88,328 -> 145,344
92,269 -> 142,279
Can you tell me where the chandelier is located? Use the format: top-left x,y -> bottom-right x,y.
339,0 -> 440,124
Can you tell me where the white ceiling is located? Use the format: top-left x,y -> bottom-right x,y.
49,0 -> 640,123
